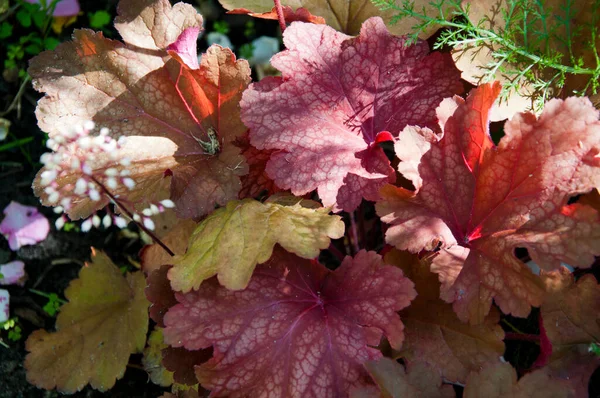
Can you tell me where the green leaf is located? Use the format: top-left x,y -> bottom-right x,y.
88,10 -> 111,29
8,326 -> 22,341
591,343 -> 600,356
43,37 -> 60,50
24,43 -> 43,55
32,10 -> 47,30
213,20 -> 230,35
42,293 -> 61,317
238,43 -> 254,60
16,10 -> 32,28
0,22 -> 13,39
170,197 -> 345,292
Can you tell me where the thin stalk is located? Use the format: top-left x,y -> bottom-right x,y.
273,0 -> 287,33
91,176 -> 175,257
29,289 -> 68,304
349,212 -> 360,254
328,242 -> 346,261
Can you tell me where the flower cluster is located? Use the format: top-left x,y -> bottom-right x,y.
38,121 -> 174,232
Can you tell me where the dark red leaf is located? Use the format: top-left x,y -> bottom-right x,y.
163,248 -> 416,396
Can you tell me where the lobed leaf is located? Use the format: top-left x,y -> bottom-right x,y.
352,358 -> 454,398
141,219 -> 197,275
378,83 -> 600,323
463,361 -> 576,398
385,249 -> 505,383
143,328 -> 175,387
218,0 -> 444,37
539,269 -> 600,396
24,249 -> 149,393
241,18 -> 462,212
169,197 -> 344,292
163,248 -> 416,396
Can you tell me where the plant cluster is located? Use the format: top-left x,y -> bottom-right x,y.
373,0 -> 600,112
13,0 -> 600,396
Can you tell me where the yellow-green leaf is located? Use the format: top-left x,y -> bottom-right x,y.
169,198 -> 345,291
25,249 -> 149,393
143,327 -> 175,387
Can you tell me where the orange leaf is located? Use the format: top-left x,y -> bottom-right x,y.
385,249 -> 505,384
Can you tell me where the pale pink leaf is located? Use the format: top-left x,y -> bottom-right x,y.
241,17 -> 462,211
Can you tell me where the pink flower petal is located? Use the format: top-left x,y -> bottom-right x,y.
0,289 -> 9,323
167,27 -> 200,70
23,0 -> 80,17
0,261 -> 26,286
0,201 -> 50,251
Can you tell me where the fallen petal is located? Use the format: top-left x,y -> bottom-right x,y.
0,201 -> 50,251
0,261 -> 26,286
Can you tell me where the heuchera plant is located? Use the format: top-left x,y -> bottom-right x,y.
23,0 -> 600,396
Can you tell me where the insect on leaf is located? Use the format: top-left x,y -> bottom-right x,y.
30,0 -> 251,220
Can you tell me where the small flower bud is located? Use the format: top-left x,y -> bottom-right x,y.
143,217 -> 155,230
55,216 -> 66,230
114,217 -> 128,229
160,199 -> 175,208
81,218 -> 93,232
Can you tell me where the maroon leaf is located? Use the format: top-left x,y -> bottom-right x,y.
146,265 -> 178,328
163,248 -> 416,396
241,17 -> 462,212
162,346 -> 213,385
234,133 -> 283,198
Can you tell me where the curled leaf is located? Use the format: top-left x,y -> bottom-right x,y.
169,197 -> 345,292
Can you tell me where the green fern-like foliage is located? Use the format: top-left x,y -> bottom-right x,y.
373,0 -> 600,111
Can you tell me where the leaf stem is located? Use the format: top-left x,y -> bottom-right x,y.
328,242 -> 346,261
272,0 -> 287,33
349,212 -> 360,254
29,289 -> 67,304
